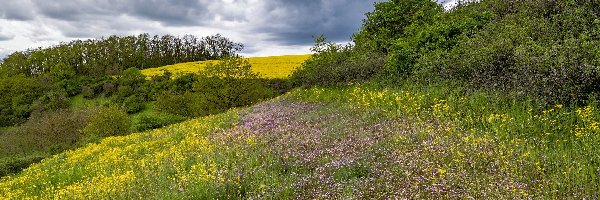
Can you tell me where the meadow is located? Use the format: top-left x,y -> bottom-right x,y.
1,82 -> 598,198
2,0 -> 600,198
141,54 -> 311,79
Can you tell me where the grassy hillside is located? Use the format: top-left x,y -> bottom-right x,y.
3,0 -> 600,198
141,54 -> 311,79
1,84 -> 598,198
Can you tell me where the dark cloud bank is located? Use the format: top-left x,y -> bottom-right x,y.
0,0 -> 454,57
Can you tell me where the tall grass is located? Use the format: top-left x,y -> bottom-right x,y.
291,82 -> 599,197
1,83 -> 597,198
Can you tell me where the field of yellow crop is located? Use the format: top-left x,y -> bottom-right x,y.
141,54 -> 311,79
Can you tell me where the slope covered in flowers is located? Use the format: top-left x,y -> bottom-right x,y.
141,54 -> 311,79
1,84 -> 598,199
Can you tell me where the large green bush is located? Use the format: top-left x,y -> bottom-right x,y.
132,112 -> 187,132
0,108 -> 91,176
155,92 -> 200,117
0,75 -> 42,126
354,0 -> 442,53
344,0 -> 600,105
82,106 -> 131,142
290,36 -> 386,87
0,153 -> 46,177
3,109 -> 90,154
194,56 -> 275,111
122,94 -> 146,114
417,1 -> 600,104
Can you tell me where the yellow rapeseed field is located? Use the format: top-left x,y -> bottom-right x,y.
141,54 -> 311,79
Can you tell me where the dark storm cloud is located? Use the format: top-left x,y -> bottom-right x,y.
255,0 -> 378,44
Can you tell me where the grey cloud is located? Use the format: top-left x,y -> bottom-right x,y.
252,0 -> 379,45
1,0 -> 454,57
7,0 -> 378,46
126,0 -> 213,26
29,0 -> 212,25
0,33 -> 15,41
0,0 -> 35,21
31,0 -> 133,22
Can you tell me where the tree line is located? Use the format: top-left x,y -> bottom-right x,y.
0,33 -> 242,78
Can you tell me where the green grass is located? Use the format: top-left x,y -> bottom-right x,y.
0,127 -> 16,132
130,102 -> 188,132
0,82 -> 598,198
291,81 -> 600,197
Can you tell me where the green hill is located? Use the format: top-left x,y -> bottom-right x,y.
2,0 -> 600,198
1,84 -> 599,198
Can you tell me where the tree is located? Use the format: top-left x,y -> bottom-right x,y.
354,0 -> 442,53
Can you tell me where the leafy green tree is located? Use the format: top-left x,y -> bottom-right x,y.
354,0 -> 442,53
194,56 -> 274,112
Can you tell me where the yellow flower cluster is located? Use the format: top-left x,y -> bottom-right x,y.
347,86 -> 426,117
141,54 -> 311,79
0,110 -> 240,199
487,113 -> 512,124
573,105 -> 600,138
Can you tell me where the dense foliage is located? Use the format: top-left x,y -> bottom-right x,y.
294,0 -> 600,105
155,56 -> 276,117
290,36 -> 386,87
0,33 -> 242,127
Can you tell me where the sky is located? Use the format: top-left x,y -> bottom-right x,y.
0,0 -> 458,59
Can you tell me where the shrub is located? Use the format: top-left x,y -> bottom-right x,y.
156,56 -> 276,117
354,0 -> 442,53
192,76 -> 274,113
266,78 -> 293,95
118,67 -> 146,88
102,82 -> 116,96
171,73 -> 201,94
386,7 -> 494,79
122,94 -> 146,114
81,86 -> 95,99
430,13 -> 600,104
195,56 -> 275,111
0,153 -> 46,177
2,109 -> 91,155
32,90 -> 71,112
83,106 -> 131,141
132,113 -> 187,132
155,92 -> 199,117
290,36 -> 386,87
113,85 -> 135,103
